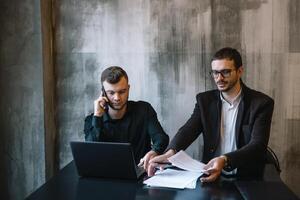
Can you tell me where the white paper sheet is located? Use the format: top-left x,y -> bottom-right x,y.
143,150 -> 206,189
143,169 -> 201,189
168,150 -> 206,173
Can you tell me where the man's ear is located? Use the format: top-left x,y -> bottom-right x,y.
238,66 -> 244,77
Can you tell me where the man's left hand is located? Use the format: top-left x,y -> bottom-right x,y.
200,156 -> 226,183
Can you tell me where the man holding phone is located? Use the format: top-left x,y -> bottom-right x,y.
84,66 -> 169,170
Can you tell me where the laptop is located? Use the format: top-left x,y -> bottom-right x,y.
70,141 -> 145,180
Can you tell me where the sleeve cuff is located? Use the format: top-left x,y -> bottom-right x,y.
223,153 -> 234,171
92,115 -> 102,128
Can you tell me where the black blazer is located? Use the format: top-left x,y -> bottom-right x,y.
168,82 -> 274,178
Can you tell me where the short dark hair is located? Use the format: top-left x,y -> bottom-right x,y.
101,66 -> 128,84
212,47 -> 242,69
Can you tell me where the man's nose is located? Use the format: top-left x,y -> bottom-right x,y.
113,93 -> 121,101
215,73 -> 224,81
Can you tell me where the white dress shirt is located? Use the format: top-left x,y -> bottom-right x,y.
216,89 -> 242,175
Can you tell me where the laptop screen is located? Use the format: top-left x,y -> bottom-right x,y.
70,141 -> 145,179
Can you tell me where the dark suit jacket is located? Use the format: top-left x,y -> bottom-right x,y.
168,82 -> 274,178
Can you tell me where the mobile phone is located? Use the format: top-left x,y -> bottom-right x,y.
101,86 -> 109,111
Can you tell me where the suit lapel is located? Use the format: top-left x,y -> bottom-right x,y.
235,85 -> 247,146
216,96 -> 222,143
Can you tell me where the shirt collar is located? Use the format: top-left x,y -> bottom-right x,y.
220,88 -> 242,106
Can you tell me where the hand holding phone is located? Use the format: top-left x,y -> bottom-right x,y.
93,88 -> 109,117
101,87 -> 109,111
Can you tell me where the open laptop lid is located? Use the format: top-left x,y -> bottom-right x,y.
70,141 -> 145,180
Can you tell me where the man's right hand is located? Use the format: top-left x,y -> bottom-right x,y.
147,149 -> 176,177
94,95 -> 108,117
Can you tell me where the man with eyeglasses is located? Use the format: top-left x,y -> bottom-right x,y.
84,66 -> 169,170
147,47 -> 274,183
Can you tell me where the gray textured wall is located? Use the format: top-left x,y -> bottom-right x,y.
0,0 -> 300,199
0,0 -> 45,199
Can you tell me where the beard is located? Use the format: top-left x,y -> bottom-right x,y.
108,101 -> 128,111
216,78 -> 239,92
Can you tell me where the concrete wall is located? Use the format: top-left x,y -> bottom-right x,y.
0,0 -> 299,199
0,0 -> 45,199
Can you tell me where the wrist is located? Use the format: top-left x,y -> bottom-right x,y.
165,149 -> 176,157
149,150 -> 158,155
94,110 -> 103,117
220,155 -> 228,168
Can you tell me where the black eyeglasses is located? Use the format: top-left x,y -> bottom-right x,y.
209,69 -> 236,78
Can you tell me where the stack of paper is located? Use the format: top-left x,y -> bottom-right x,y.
143,169 -> 201,189
143,150 -> 206,189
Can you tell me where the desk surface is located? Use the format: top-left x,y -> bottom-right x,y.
26,161 -> 298,200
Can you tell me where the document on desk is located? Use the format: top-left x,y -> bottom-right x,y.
168,150 -> 206,173
143,169 -> 201,189
143,150 -> 206,189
